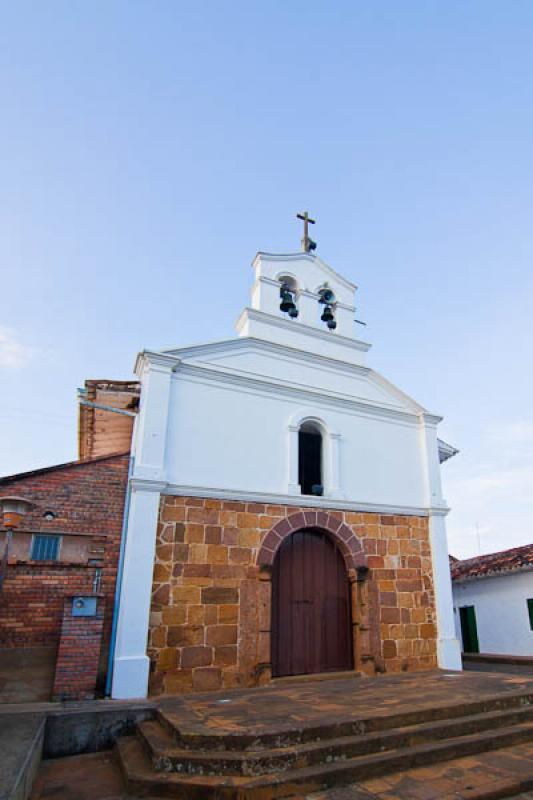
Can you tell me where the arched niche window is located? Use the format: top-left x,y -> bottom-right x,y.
288,413 -> 342,500
298,421 -> 323,496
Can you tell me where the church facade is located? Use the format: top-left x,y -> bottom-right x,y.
111,247 -> 462,699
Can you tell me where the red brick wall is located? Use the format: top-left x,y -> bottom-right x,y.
52,595 -> 105,701
1,562 -> 95,646
0,453 -> 129,683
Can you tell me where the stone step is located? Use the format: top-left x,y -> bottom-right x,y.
156,689 -> 533,751
137,705 -> 533,777
116,719 -> 533,799
116,736 -> 244,799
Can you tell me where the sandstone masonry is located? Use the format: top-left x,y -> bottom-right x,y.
148,495 -> 437,695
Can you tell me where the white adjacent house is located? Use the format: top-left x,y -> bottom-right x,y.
452,544 -> 533,656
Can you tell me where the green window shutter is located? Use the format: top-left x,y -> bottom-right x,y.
459,605 -> 480,653
528,599 -> 533,631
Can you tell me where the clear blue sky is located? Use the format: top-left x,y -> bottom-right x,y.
1,2 -> 532,558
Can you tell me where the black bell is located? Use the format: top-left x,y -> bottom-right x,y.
327,319 -> 337,330
319,288 -> 335,305
280,291 -> 296,313
288,306 -> 299,318
321,305 -> 334,322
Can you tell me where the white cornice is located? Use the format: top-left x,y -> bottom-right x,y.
236,307 -> 371,353
135,349 -> 180,376
138,338 -> 442,426
131,478 -> 167,493
422,411 -> 444,425
252,251 -> 357,292
175,362 -> 422,425
367,371 -> 428,416
166,336 -> 371,377
130,477 -> 444,516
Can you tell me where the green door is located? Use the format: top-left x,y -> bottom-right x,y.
459,605 -> 480,653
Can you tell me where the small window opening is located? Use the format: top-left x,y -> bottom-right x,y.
31,534 -> 60,561
527,599 -> 533,631
299,422 -> 323,496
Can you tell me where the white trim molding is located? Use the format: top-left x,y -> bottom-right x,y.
252,250 -> 358,292
236,308 -> 371,353
157,481 -> 446,517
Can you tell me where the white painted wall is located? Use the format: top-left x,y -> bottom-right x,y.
163,370 -> 429,510
112,251 -> 462,698
453,571 -> 533,656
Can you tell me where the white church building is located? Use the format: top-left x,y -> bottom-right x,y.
111,226 -> 462,699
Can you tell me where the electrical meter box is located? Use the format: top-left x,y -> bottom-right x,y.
72,596 -> 97,617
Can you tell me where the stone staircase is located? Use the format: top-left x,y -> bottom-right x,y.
116,690 -> 533,799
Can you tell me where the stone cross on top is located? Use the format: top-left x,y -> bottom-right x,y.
297,211 -> 317,253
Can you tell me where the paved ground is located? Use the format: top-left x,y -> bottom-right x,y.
0,646 -> 56,703
28,670 -> 533,799
30,751 -> 127,800
158,670 -> 533,740
309,740 -> 533,798
31,742 -> 533,799
1,714 -> 45,800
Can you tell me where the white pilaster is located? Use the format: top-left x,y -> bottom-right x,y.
287,424 -> 300,495
112,351 -> 175,699
111,487 -> 161,698
328,431 -> 344,500
429,513 -> 463,670
420,415 -> 462,670
133,352 -> 175,481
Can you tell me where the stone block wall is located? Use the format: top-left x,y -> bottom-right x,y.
148,495 -> 438,695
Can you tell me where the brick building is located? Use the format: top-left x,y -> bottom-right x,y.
0,380 -> 138,693
111,244 -> 462,700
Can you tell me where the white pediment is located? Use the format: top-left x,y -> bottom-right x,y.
163,337 -> 426,418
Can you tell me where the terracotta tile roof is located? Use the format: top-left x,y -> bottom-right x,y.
451,543 -> 533,582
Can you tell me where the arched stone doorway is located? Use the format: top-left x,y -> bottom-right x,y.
257,511 -> 372,681
271,528 -> 353,677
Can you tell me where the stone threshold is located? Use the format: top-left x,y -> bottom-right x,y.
270,669 -> 362,686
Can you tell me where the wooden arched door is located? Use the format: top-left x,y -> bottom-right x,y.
271,528 -> 353,677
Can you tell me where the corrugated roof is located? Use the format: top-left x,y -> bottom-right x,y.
451,543 -> 533,582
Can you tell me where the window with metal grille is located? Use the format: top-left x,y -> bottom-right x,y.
528,599 -> 533,631
31,534 -> 60,561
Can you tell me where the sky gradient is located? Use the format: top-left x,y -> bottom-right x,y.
1,2 -> 532,558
